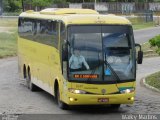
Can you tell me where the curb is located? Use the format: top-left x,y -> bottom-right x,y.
142,78 -> 160,93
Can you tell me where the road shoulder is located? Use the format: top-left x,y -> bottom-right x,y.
141,77 -> 160,93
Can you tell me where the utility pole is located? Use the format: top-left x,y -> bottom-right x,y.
95,0 -> 96,5
0,0 -> 2,16
95,0 -> 96,10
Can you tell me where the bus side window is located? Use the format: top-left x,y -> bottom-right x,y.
18,18 -> 21,33
52,21 -> 58,48
60,22 -> 67,60
19,18 -> 59,49
60,22 -> 65,35
19,18 -> 33,40
34,20 -> 58,48
32,20 -> 37,35
18,18 -> 23,36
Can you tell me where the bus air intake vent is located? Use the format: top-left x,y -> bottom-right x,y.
25,10 -> 34,13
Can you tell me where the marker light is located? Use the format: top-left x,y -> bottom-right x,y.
131,97 -> 134,101
69,98 -> 74,101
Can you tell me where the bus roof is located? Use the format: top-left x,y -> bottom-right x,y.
19,8 -> 131,25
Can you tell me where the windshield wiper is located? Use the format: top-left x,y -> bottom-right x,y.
86,53 -> 121,82
104,53 -> 121,81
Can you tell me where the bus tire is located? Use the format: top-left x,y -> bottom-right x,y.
27,69 -> 37,91
110,104 -> 121,110
56,86 -> 68,110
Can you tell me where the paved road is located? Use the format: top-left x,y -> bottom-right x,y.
0,27 -> 160,119
134,26 -> 160,44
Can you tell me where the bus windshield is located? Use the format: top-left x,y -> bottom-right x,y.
67,25 -> 135,83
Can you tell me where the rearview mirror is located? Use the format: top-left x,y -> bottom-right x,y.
135,43 -> 143,64
137,51 -> 143,64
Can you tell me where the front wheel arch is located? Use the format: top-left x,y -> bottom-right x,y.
54,80 -> 68,110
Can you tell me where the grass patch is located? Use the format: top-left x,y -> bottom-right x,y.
128,17 -> 155,30
0,18 -> 18,58
3,12 -> 21,16
149,35 -> 160,55
0,18 -> 18,27
145,71 -> 160,90
141,42 -> 159,57
0,32 -> 17,58
132,22 -> 155,30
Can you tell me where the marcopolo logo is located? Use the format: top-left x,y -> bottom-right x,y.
101,89 -> 106,94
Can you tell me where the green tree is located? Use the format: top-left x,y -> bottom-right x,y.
53,0 -> 66,3
2,0 -> 10,12
31,0 -> 53,7
3,0 -> 21,12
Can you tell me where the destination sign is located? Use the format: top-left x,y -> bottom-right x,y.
74,74 -> 98,79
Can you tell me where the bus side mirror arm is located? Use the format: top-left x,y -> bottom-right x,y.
135,43 -> 143,64
135,43 -> 142,51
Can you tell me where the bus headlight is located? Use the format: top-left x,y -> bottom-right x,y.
68,88 -> 87,94
120,88 -> 134,94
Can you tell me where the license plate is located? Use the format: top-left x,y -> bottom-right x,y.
98,98 -> 109,103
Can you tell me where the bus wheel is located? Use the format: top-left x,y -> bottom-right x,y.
56,86 -> 68,110
26,70 -> 37,91
110,104 -> 121,110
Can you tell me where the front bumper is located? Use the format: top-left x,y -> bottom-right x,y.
66,93 -> 135,105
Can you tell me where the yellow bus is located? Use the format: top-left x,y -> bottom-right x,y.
18,8 -> 143,109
